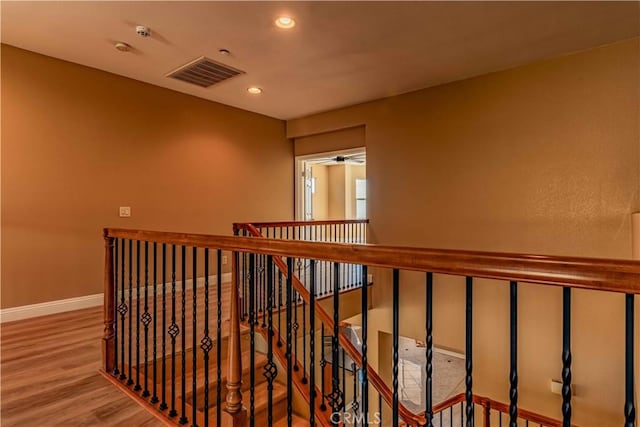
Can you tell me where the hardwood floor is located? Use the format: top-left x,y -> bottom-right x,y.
1,306 -> 163,426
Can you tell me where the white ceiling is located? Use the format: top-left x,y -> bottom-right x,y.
2,1 -> 638,120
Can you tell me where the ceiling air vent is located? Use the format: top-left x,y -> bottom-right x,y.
166,56 -> 244,88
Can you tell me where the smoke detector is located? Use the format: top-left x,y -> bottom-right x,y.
136,25 -> 151,37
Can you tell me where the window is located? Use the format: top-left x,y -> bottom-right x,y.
355,179 -> 367,219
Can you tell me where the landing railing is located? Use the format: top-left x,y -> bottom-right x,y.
101,228 -> 638,427
235,220 -> 369,307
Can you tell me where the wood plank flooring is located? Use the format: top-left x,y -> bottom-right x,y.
1,306 -> 163,427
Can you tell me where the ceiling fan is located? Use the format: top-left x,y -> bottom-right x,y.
311,154 -> 366,165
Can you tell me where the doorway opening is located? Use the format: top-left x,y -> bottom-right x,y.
295,148 -> 366,221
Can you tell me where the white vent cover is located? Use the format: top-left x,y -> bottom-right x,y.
166,57 -> 244,88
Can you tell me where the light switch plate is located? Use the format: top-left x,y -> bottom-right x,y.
119,206 -> 131,217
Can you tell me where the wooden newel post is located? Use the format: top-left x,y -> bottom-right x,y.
102,229 -> 115,374
225,247 -> 247,426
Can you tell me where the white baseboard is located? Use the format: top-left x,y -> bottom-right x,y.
0,272 -> 232,323
0,293 -> 104,323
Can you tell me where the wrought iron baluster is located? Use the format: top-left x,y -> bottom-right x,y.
169,244 -> 178,418
151,242 -> 159,404
426,272 -> 434,427
113,239 -> 119,377
216,250 -> 223,427
128,239 -> 134,386
119,239 -> 126,381
264,256 -> 278,426
180,246 -> 188,425
278,270 -> 283,347
294,285 -> 299,372
261,254 -> 267,328
562,287 -> 571,427
352,361 -> 358,418
465,277 -> 474,427
328,262 -> 344,425
191,247 -> 197,427
510,281 -> 518,427
320,324 -> 327,411
160,243 -> 168,411
287,258 -> 294,426
135,240 -> 142,392
302,298 -> 308,384
362,265 -> 369,426
624,293 -> 635,427
249,253 -> 256,427
392,269 -> 399,427
309,259 -> 317,425
342,348 -> 346,420
142,241 -> 151,397
201,249 -> 212,427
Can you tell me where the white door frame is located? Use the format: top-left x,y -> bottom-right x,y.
294,147 -> 366,221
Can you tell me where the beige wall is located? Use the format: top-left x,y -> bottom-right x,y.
1,45 -> 293,308
289,39 -> 640,425
327,164 -> 346,220
310,164 -> 328,220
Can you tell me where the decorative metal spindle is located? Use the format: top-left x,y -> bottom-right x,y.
309,260 -> 317,425
190,247 -> 197,427
262,255 -> 267,328
328,262 -> 344,425
160,244 -> 168,410
294,286 -> 299,372
465,277 -> 474,427
142,241 -> 151,397
119,239 -> 126,381
180,246 -> 188,425
286,258 -> 294,426
426,272 -> 434,427
361,265 -> 369,425
249,254 -> 256,427
169,245 -> 178,418
352,362 -> 358,417
320,323 -> 327,411
302,298 -> 307,384
277,271 -> 283,347
624,293 -> 635,427
392,269 -> 399,427
509,281 -> 518,427
379,393 -> 383,425
216,250 -> 223,427
151,242 -> 159,404
135,240 -> 142,392
112,239 -> 119,376
201,249 -> 212,427
128,239 -> 134,385
264,256 -> 278,426
342,349 -> 346,420
562,287 -> 571,427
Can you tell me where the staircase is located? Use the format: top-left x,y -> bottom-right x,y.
100,222 -> 639,427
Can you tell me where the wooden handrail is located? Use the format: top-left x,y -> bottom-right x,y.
430,393 -> 573,427
234,219 -> 368,231
105,228 -> 640,294
240,223 -> 426,426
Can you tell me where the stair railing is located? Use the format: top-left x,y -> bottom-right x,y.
101,228 -> 639,427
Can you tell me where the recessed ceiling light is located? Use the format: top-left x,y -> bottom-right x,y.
275,16 -> 295,29
114,42 -> 131,52
247,87 -> 263,95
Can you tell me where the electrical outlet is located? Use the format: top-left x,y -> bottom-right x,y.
119,206 -> 131,217
222,255 -> 228,265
